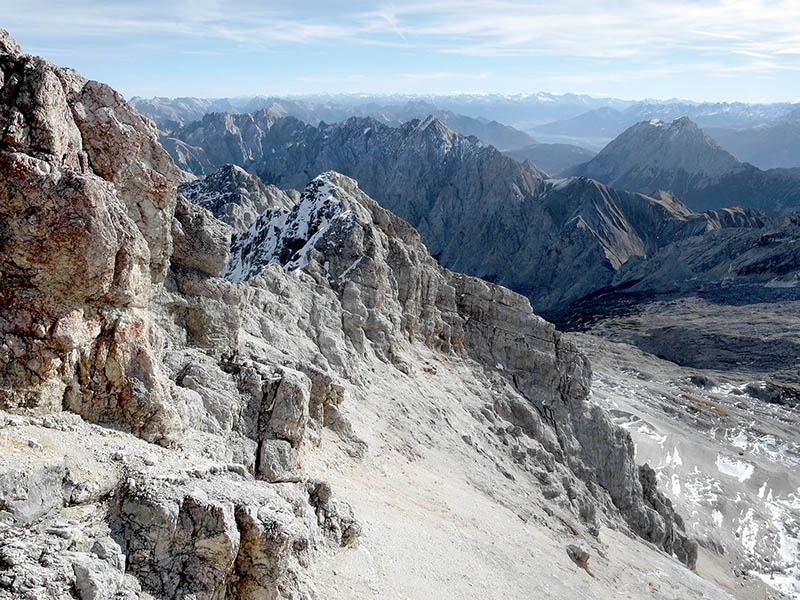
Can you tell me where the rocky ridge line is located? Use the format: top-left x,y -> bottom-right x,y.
163,114 -> 769,317
220,170 -> 699,568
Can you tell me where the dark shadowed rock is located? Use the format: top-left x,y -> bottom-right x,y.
180,163 -> 296,232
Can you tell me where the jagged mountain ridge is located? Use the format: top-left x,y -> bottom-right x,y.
166,115 -> 768,317
558,213 -> 800,330
203,168 -> 800,597
134,95 -> 540,152
134,94 -> 596,174
217,169 -> 701,567
571,117 -> 800,216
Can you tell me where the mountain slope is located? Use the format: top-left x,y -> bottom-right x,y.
571,117 -> 743,189
571,117 -> 800,216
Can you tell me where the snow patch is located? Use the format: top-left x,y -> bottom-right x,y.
545,177 -> 573,192
224,172 -> 355,281
715,454 -> 754,482
671,473 -> 681,497
665,446 -> 683,467
712,509 -> 723,528
765,276 -> 799,288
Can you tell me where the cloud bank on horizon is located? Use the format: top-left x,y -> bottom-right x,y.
4,0 -> 800,102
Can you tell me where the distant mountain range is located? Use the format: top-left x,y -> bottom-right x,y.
131,92 -> 633,131
706,108 -> 800,169
133,93 -> 800,170
570,117 -> 800,216
530,101 -> 800,151
168,113 -> 774,317
133,95 -> 595,174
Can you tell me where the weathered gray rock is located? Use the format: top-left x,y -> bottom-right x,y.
172,194 -> 232,275
225,171 -> 698,564
117,482 -> 240,599
0,29 -> 22,59
115,474 -> 357,600
56,75 -> 180,287
264,368 -> 312,447
0,33 -> 181,445
0,457 -> 65,524
71,553 -> 123,600
745,380 -> 800,407
257,439 -> 300,483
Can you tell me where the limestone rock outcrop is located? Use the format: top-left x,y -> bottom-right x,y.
224,170 -> 698,565
0,33 -> 361,598
0,29 -> 180,444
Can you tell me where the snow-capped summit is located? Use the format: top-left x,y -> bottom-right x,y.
223,172 -> 359,281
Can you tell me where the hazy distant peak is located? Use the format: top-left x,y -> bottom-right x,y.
576,116 -> 742,187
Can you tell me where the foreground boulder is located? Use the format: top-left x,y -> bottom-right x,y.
0,28 -> 181,444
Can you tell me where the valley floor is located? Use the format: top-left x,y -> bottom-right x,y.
565,295 -> 800,600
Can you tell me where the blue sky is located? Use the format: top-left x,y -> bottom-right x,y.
4,0 -> 800,102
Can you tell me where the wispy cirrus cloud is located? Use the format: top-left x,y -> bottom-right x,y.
9,0 -> 800,63
4,0 -> 800,100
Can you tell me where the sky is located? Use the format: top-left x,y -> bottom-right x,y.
3,0 -> 800,103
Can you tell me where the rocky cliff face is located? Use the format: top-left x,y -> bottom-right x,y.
0,32 -> 359,600
571,117 -> 800,216
179,163 -> 297,233
0,28 -> 181,445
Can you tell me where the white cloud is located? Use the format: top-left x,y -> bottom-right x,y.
6,0 -> 800,99
9,0 -> 800,68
